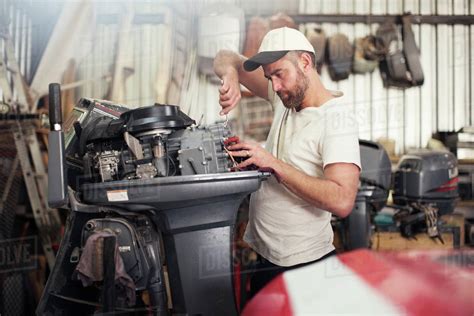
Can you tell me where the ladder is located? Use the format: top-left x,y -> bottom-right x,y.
1,23 -> 60,270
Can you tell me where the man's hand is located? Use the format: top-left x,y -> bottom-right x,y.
214,50 -> 269,113
218,71 -> 241,115
226,141 -> 280,171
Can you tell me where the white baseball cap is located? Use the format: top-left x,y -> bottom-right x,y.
243,27 -> 315,72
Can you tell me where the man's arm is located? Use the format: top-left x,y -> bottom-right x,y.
227,141 -> 360,218
213,50 -> 269,114
277,162 -> 360,218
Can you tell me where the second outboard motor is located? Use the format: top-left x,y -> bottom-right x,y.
393,151 -> 459,212
343,140 -> 392,250
393,150 -> 459,238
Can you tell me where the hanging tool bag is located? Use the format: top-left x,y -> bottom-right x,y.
377,14 -> 424,88
307,27 -> 327,74
327,33 -> 353,81
352,35 -> 386,74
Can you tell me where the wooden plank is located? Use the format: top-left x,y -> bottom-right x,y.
163,266 -> 173,309
453,0 -> 468,131
155,22 -> 173,104
151,24 -> 161,102
451,0 -> 469,131
420,0 -> 435,147
353,0 -> 372,140
404,0 -> 422,151
437,0 -> 454,131
88,21 -> 97,99
370,0 -> 388,143
386,1 -> 405,154
471,0 -> 474,125
371,231 -> 454,251
93,24 -> 102,99
106,24 -> 117,100
140,24 -> 151,105
319,0 -> 338,92
300,0 -> 321,14
129,24 -> 140,106
26,17 -> 32,82
60,59 -> 76,119
337,0 -> 355,115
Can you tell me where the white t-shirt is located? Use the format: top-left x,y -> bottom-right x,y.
243,84 -> 361,267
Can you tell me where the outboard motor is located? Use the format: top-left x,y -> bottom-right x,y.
393,150 -> 459,238
38,86 -> 270,316
343,140 -> 392,250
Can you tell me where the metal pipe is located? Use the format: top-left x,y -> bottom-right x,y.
269,14 -> 474,25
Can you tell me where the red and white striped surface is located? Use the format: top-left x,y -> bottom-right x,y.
242,249 -> 474,316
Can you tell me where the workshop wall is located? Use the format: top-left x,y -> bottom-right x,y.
4,0 -> 473,155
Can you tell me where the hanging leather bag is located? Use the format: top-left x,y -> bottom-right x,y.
377,14 -> 424,88
307,27 -> 326,74
353,35 -> 386,74
377,20 -> 411,87
401,14 -> 424,86
327,33 -> 353,81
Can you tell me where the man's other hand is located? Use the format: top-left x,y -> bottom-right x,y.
226,141 -> 278,170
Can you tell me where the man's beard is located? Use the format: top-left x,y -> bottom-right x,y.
277,69 -> 309,110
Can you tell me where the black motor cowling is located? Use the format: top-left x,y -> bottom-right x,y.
358,139 -> 392,211
343,140 -> 392,250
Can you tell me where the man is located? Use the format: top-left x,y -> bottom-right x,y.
213,27 -> 361,297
